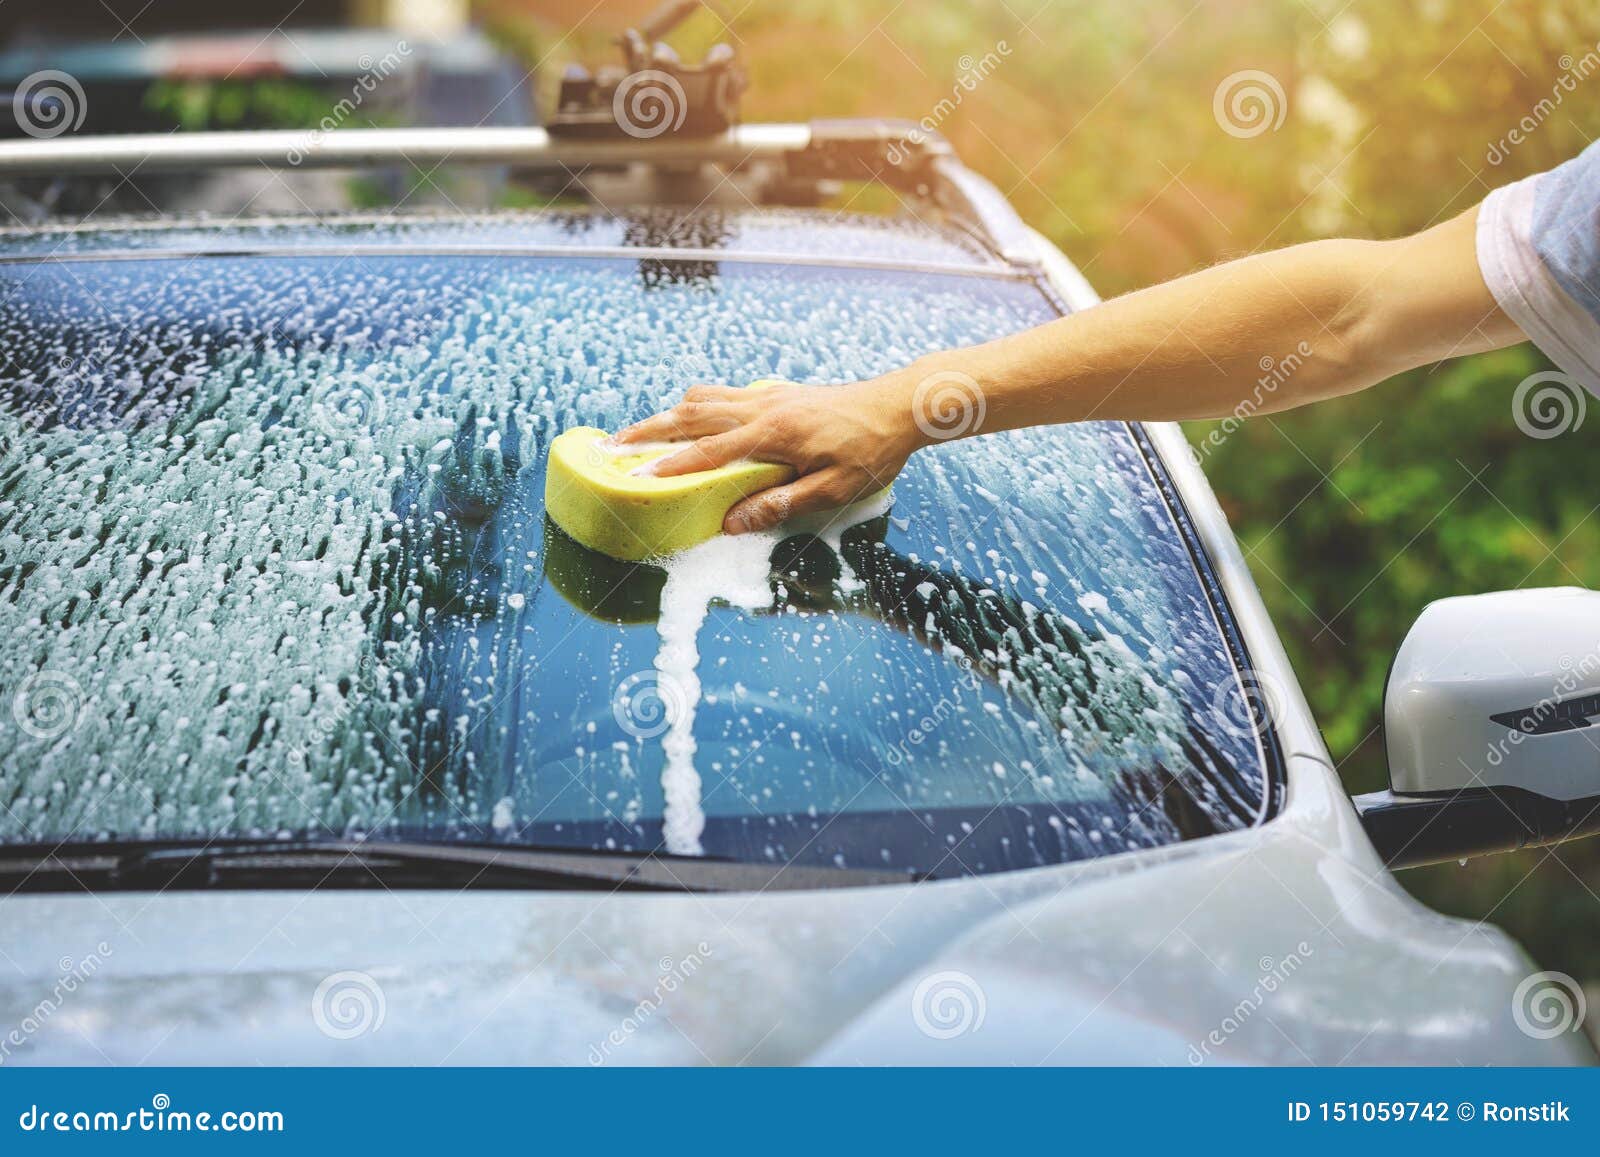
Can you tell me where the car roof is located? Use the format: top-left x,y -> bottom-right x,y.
0,206 -> 1007,273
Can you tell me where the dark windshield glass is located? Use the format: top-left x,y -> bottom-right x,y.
0,251 -> 1268,879
0,208 -> 997,266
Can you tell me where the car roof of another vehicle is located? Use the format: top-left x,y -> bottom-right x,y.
0,207 -> 1010,274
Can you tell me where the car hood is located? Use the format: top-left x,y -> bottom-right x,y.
0,758 -> 1589,1066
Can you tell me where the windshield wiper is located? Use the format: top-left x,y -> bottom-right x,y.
0,839 -> 916,894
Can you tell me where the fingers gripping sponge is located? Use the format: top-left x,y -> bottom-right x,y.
545,382 -> 793,562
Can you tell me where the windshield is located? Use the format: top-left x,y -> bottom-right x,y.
0,248 -> 1270,880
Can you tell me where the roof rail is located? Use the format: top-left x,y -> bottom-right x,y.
0,124 -> 805,175
0,121 -> 1042,268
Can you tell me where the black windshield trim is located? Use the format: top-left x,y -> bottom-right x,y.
0,838 -> 918,895
1124,421 -> 1284,826
0,244 -> 1033,282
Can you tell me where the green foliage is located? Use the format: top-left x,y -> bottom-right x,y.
1193,343 -> 1598,787
1196,0 -> 1600,982
143,79 -> 334,131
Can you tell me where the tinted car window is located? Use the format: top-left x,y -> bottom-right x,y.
0,251 -> 1268,878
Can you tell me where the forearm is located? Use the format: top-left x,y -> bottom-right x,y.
882,205 -> 1520,438
617,203 -> 1525,534
902,239 -> 1377,428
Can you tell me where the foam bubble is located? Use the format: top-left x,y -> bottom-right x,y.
651,491 -> 893,855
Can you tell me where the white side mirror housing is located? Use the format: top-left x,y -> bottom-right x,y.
1385,586 -> 1600,801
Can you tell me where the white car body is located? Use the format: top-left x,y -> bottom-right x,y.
0,129 -> 1588,1067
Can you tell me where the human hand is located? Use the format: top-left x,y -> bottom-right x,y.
612,377 -> 925,534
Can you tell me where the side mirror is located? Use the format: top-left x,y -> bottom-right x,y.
1354,587 -> 1600,868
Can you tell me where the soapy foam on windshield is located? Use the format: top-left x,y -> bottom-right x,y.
0,252 -> 1260,853
652,489 -> 893,855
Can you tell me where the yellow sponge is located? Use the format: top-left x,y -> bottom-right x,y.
545,382 -> 794,561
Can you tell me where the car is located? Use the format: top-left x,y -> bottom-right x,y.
0,27 -> 534,139
0,115 -> 1593,1067
0,26 -> 533,222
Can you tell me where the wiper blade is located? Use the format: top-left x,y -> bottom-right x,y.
0,839 -> 915,894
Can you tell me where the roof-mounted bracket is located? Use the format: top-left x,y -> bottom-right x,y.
783,119 -> 951,192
